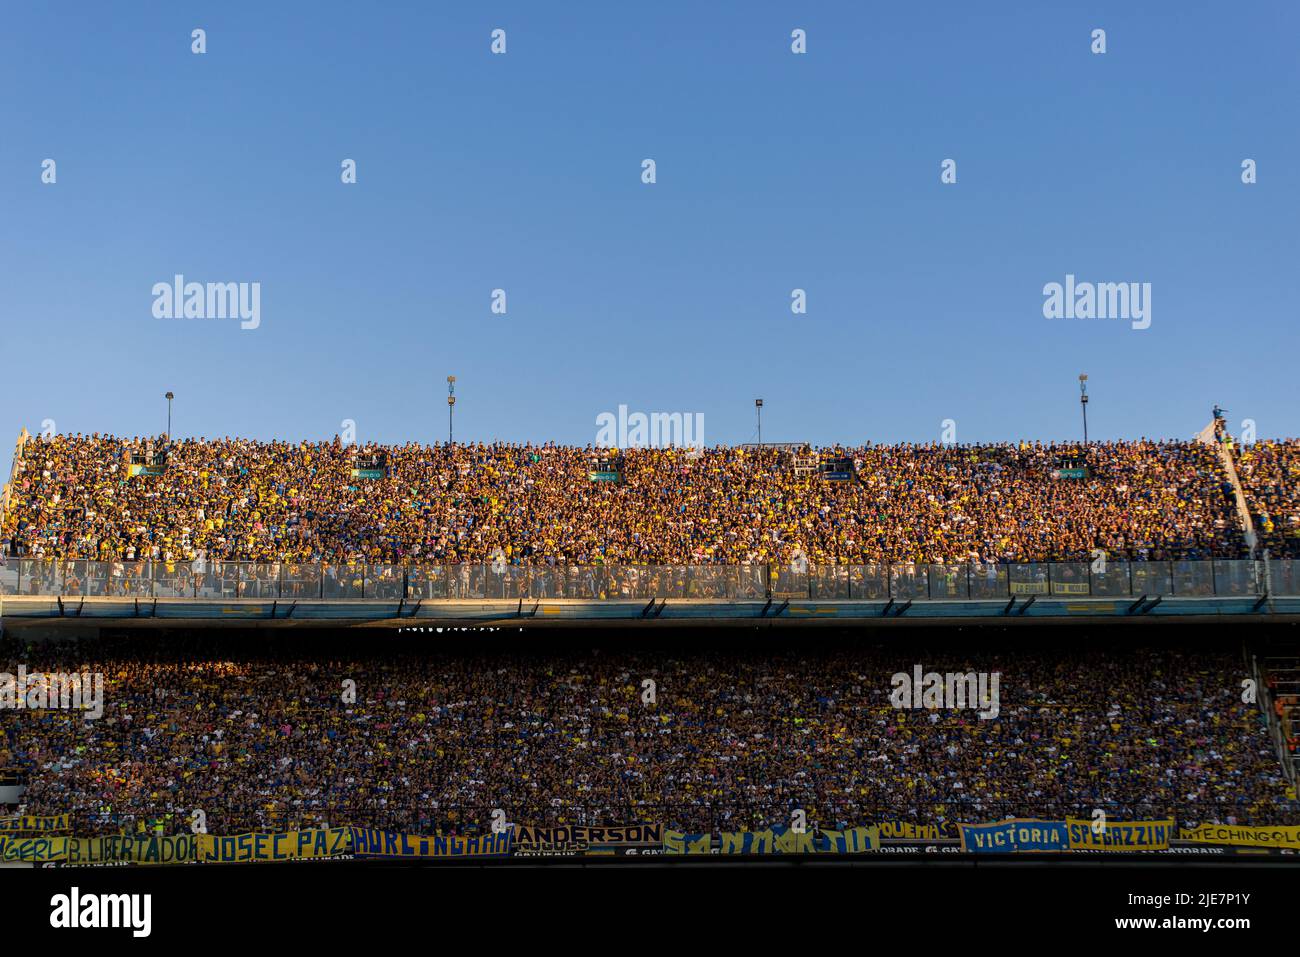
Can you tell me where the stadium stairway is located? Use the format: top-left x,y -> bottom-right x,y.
1198,419 -> 1259,557
0,429 -> 29,539
1252,638 -> 1300,789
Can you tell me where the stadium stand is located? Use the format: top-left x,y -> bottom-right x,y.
0,434 -> 1250,566
1233,438 -> 1300,558
2,431 -> 1296,850
0,633 -> 1292,837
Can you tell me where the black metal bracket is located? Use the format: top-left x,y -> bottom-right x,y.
882,598 -> 896,617
1017,595 -> 1036,615
1002,597 -> 1017,615
771,600 -> 789,618
1251,593 -> 1269,613
893,599 -> 913,617
642,598 -> 657,618
1127,595 -> 1162,615
284,601 -> 298,619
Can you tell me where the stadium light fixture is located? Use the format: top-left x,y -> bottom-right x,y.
165,392 -> 174,440
1078,375 -> 1088,445
755,398 -> 764,446
447,376 -> 456,446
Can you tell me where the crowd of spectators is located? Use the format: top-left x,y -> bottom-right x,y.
1233,438 -> 1300,558
1,434 -> 1248,568
0,635 -> 1290,836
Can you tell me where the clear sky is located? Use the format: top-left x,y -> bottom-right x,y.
2,1 -> 1296,449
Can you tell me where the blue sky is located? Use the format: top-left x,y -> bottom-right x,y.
2,1 -> 1296,448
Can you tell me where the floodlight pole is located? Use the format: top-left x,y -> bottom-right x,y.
447,376 -> 456,446
1078,374 -> 1089,445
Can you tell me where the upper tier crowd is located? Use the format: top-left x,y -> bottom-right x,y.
1233,438 -> 1300,558
0,635 -> 1289,836
1,434 -> 1270,567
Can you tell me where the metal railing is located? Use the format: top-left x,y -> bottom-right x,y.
0,558 -> 1295,600
52,799 -> 1296,839
0,428 -> 28,536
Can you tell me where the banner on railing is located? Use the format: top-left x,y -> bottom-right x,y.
1009,581 -> 1049,595
513,823 -> 661,855
64,834 -> 198,865
663,830 -> 713,855
1065,819 -> 1175,851
0,835 -> 69,862
1051,582 -> 1090,595
958,819 -> 1069,853
716,825 -> 880,854
196,828 -> 353,863
1178,824 -> 1300,849
2,830 -> 346,863
349,827 -> 512,859
8,818 -> 1300,863
879,821 -> 950,840
661,825 -> 881,855
0,814 -> 69,833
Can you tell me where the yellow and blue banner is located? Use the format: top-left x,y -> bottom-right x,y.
879,821 -> 948,840
719,827 -> 816,854
817,826 -> 880,853
1066,819 -> 1174,851
718,825 -> 880,854
349,827 -> 512,858
1178,824 -> 1300,849
0,834 -> 70,862
958,819 -> 1069,853
0,814 -> 69,833
196,828 -> 352,863
2,834 -> 196,863
663,830 -> 712,855
65,834 -> 198,865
